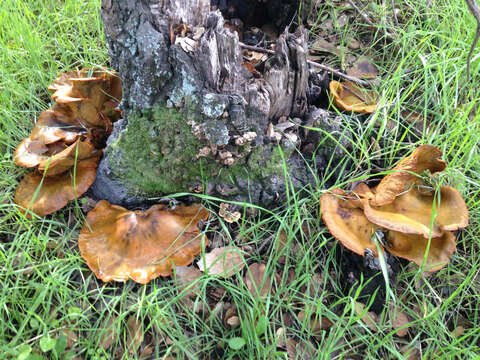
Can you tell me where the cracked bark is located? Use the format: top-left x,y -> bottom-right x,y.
92,0 -> 349,207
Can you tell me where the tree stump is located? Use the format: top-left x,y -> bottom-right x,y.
92,0 -> 349,207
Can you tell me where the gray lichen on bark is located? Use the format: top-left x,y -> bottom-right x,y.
92,0 -> 348,207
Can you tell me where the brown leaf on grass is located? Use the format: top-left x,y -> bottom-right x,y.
400,345 -> 421,360
61,329 -> 78,350
174,266 -> 203,298
354,301 -> 378,331
244,262 -> 273,298
347,57 -> 379,79
451,325 -> 465,338
197,246 -> 246,277
298,310 -> 333,338
276,229 -> 288,264
310,38 -> 342,57
390,306 -> 410,337
126,315 -> 143,355
139,345 -> 153,359
99,316 -> 117,350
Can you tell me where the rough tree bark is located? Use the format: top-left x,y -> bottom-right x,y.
91,0 -> 349,207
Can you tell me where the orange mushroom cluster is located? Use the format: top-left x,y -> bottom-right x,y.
13,69 -> 122,217
320,145 -> 469,271
79,201 -> 209,284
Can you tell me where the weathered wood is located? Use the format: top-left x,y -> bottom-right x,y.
92,0 -> 348,207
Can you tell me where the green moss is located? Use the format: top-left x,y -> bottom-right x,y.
106,106 -> 214,195
106,106 -> 295,197
247,144 -> 293,178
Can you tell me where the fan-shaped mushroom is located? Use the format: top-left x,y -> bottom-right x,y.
14,156 -> 100,217
37,138 -> 97,176
78,201 -> 209,284
386,230 -> 456,271
372,145 -> 446,206
329,80 -> 377,114
320,145 -> 468,271
13,68 -> 122,217
363,184 -> 468,238
320,188 -> 378,256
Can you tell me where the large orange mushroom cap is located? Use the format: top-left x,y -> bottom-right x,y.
14,156 -> 100,217
320,188 -> 379,256
78,201 -> 210,284
363,184 -> 468,239
372,145 -> 446,206
329,80 -> 377,114
386,230 -> 456,271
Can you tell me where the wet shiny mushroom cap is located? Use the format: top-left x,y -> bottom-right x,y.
79,201 -> 209,284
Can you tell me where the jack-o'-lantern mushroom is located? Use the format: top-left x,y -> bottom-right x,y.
386,230 -> 456,272
363,184 -> 469,239
78,201 -> 209,284
320,145 -> 469,271
14,156 -> 101,217
329,80 -> 377,114
320,188 -> 379,256
13,68 -> 122,217
372,145 -> 446,206
48,69 -> 122,129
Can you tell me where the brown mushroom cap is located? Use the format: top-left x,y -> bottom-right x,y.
386,230 -> 456,271
363,185 -> 468,238
14,156 -> 100,217
372,145 -> 446,206
49,69 -> 122,128
14,138 -> 51,168
29,108 -> 85,145
320,188 -> 378,256
38,139 -> 97,176
329,80 -> 377,114
78,201 -> 210,284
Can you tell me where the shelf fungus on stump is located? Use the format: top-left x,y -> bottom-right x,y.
320,145 -> 469,271
13,69 -> 122,217
78,201 -> 209,284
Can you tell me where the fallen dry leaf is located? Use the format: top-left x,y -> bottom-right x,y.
354,301 -> 378,331
197,246 -> 246,277
298,309 -> 333,337
100,316 -> 117,350
244,262 -> 273,298
451,325 -> 465,338
174,266 -> 203,298
126,315 -> 143,355
390,305 -> 410,337
347,57 -> 379,79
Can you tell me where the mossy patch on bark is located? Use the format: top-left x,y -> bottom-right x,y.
105,106 -> 213,195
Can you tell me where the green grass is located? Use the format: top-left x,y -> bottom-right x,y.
1,0 -> 479,359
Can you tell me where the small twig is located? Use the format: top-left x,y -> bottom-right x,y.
239,42 -> 373,87
465,0 -> 480,80
391,0 -> 399,26
347,0 -> 395,41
